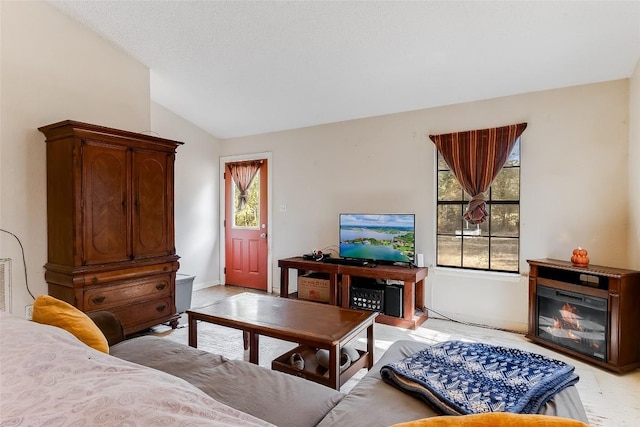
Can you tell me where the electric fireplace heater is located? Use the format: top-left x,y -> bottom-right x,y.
527,259 -> 640,373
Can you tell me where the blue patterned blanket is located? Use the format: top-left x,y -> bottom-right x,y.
380,340 -> 579,415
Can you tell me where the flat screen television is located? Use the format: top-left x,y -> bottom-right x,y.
339,213 -> 415,264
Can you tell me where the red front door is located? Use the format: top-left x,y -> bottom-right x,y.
224,159 -> 268,290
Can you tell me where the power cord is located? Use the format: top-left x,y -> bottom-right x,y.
423,304 -> 524,335
0,228 -> 36,300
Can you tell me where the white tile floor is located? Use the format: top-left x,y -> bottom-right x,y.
159,286 -> 640,427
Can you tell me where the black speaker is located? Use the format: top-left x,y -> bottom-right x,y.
384,284 -> 403,318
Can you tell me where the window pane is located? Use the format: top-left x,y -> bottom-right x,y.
462,237 -> 489,269
459,220 -> 489,237
490,238 -> 519,272
505,138 -> 520,167
437,152 -> 449,170
437,236 -> 461,267
438,171 -> 462,201
438,204 -> 463,234
233,175 -> 260,228
491,167 -> 519,200
490,204 -> 519,237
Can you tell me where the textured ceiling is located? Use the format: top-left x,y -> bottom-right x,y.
51,1 -> 640,139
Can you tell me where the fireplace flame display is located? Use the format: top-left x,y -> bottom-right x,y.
551,303 -> 600,351
537,286 -> 607,361
552,303 -> 582,342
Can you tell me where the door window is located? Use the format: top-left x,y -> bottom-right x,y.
233,174 -> 260,228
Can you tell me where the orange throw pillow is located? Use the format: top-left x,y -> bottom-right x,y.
391,413 -> 590,427
32,295 -> 109,354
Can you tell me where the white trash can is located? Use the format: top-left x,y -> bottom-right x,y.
175,274 -> 196,313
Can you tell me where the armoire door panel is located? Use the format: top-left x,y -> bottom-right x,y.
132,151 -> 172,258
82,142 -> 129,264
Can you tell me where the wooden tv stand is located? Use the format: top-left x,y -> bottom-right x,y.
278,256 -> 429,329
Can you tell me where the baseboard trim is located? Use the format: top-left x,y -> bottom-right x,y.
193,280 -> 221,291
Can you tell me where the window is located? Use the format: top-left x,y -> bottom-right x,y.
233,174 -> 260,228
436,138 -> 520,272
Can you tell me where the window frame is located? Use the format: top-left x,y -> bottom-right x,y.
435,138 -> 521,273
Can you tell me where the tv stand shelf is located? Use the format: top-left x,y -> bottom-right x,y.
278,257 -> 429,329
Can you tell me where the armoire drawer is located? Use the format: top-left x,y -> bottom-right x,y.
108,296 -> 174,332
83,275 -> 172,310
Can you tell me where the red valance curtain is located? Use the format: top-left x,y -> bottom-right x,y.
227,160 -> 263,210
429,123 -> 527,225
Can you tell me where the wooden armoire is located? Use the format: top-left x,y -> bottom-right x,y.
39,120 -> 183,335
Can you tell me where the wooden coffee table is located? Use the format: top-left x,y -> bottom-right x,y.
187,292 -> 378,390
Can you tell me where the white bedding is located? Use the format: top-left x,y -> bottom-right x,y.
0,311 -> 273,426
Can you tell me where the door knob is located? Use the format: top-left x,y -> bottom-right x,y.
260,233 -> 267,238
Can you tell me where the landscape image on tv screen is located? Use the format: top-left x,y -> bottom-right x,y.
339,214 -> 415,263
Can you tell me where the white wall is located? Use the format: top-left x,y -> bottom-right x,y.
221,80 -> 631,331
151,102 -> 222,289
0,1 -> 151,315
628,60 -> 640,270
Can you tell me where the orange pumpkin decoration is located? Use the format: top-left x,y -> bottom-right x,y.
571,247 -> 589,266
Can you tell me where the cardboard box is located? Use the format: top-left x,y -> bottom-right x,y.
298,273 -> 330,303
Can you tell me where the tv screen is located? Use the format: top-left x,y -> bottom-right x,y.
339,214 -> 415,264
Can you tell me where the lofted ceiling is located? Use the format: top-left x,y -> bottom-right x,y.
50,1 -> 640,139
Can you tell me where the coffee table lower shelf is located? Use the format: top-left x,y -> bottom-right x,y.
272,345 -> 368,389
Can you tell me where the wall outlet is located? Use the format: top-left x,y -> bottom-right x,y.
25,304 -> 33,320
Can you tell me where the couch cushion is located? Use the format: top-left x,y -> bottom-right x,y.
87,311 -> 125,346
111,335 -> 228,371
318,340 -> 589,427
203,360 -> 344,427
32,295 -> 109,354
111,336 -> 343,427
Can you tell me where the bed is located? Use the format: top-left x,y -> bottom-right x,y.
0,311 -> 273,426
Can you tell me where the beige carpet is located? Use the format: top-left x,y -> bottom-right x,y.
148,286 -> 639,427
